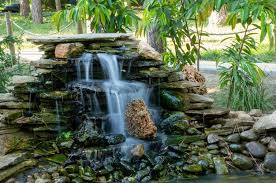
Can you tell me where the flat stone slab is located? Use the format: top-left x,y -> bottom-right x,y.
160,81 -> 200,89
31,59 -> 67,69
186,108 -> 230,118
0,152 -> 28,170
11,76 -> 39,86
0,93 -> 17,102
27,33 -> 133,44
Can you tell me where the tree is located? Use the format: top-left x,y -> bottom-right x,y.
52,0 -> 139,33
20,0 -> 30,17
55,0 -> 62,11
32,0 -> 43,24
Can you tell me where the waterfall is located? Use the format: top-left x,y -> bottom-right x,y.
55,100 -> 61,133
73,52 -> 158,136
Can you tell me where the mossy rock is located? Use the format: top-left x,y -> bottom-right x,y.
166,135 -> 205,145
160,90 -> 190,111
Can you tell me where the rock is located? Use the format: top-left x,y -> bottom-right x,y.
31,59 -> 67,69
168,72 -> 186,82
188,94 -> 214,104
138,41 -> 161,61
139,68 -> 169,78
0,93 -> 17,102
159,112 -> 189,133
11,76 -> 39,86
131,144 -> 144,158
260,137 -> 272,145
166,135 -> 204,145
208,144 -> 219,150
213,157 -> 229,175
245,142 -> 267,158
207,134 -> 220,144
186,108 -> 230,120
189,103 -> 212,110
240,129 -> 259,141
264,152 -> 276,171
248,109 -> 262,117
160,81 -> 199,89
183,164 -> 203,173
205,126 -> 251,136
0,102 -> 30,109
268,138 -> 276,152
35,178 -> 51,183
160,90 -> 190,112
232,153 -> 253,170
0,152 -> 28,170
253,112 -> 276,133
125,100 -> 157,139
235,111 -> 253,121
55,43 -> 84,58
229,144 -> 243,152
0,110 -> 22,123
134,167 -> 151,181
0,159 -> 36,181
226,133 -> 240,143
105,134 -> 126,145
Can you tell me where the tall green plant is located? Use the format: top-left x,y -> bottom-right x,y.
52,0 -> 140,33
218,0 -> 275,111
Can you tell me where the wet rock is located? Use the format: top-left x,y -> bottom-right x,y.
264,152 -> 276,171
268,138 -> 276,152
166,135 -> 204,145
230,144 -> 243,152
226,133 -> 240,143
232,153 -> 253,170
213,157 -> 229,175
122,177 -> 138,183
253,112 -> 276,133
183,164 -> 203,173
240,129 -> 258,141
138,41 -> 161,61
0,152 -> 28,170
105,134 -> 125,145
134,167 -> 151,181
55,43 -> 84,58
139,68 -> 169,78
245,141 -> 267,158
0,159 -> 36,181
131,144 -> 144,158
160,112 -> 189,133
249,109 -> 262,117
160,90 -> 190,111
75,119 -> 105,146
207,134 -> 220,144
125,100 -> 157,139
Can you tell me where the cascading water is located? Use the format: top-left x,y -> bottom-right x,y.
73,52 -> 156,138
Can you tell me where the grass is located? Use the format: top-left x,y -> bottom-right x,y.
201,43 -> 276,63
0,12 -> 78,36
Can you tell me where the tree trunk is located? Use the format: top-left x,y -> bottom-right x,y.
217,5 -> 228,25
55,0 -> 62,11
146,25 -> 165,53
32,0 -> 43,24
20,0 -> 30,17
77,21 -> 83,34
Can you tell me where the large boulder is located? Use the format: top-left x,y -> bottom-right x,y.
125,100 -> 157,139
55,43 -> 84,58
138,41 -> 162,61
253,112 -> 276,133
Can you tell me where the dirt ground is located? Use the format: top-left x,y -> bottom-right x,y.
202,71 -> 276,112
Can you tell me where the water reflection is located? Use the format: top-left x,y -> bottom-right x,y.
171,175 -> 276,183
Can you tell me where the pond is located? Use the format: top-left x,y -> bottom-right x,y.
173,175 -> 276,183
